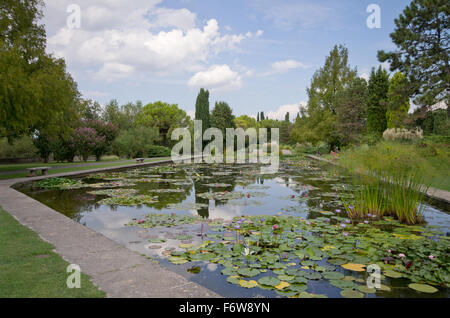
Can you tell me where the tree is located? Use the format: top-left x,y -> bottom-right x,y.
71,127 -> 106,162
386,72 -> 411,128
195,88 -> 210,132
84,120 -> 119,160
234,115 -> 256,130
292,45 -> 357,150
260,112 -> 265,121
0,0 -> 80,140
257,112 -> 260,122
210,102 -> 236,135
112,127 -> 160,159
138,101 -> 190,147
80,99 -> 102,121
377,0 -> 449,107
366,66 -> 390,136
335,77 -> 368,145
285,112 -> 290,122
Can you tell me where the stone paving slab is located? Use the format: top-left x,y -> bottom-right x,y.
305,154 -> 450,204
0,158 -> 220,298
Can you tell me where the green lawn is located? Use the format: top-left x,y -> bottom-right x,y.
0,157 -> 172,180
335,140 -> 450,192
0,206 -> 105,297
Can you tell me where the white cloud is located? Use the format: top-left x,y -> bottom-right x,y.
261,59 -> 306,76
95,62 -> 135,80
265,102 -> 307,121
187,65 -> 242,91
148,8 -> 197,30
43,1 -> 253,81
253,2 -> 334,30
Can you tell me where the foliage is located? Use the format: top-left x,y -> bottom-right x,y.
112,126 -> 160,159
138,101 -> 190,147
71,127 -> 106,161
148,145 -> 171,158
84,120 -> 119,161
210,101 -> 236,136
335,77 -> 368,145
234,115 -> 256,130
195,88 -> 210,132
0,0 -> 80,140
386,72 -> 411,128
377,0 -> 450,106
366,66 -> 390,137
291,45 -> 357,149
0,136 -> 37,158
338,140 -> 450,191
103,100 -> 143,131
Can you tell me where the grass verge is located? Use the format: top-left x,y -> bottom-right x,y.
0,206 -> 105,297
0,157 -> 172,180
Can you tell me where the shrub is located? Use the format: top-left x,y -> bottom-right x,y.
148,145 -> 171,158
72,127 -> 106,161
382,127 -> 423,142
84,120 -> 119,161
112,127 -> 160,159
0,136 -> 38,159
50,137 -> 76,162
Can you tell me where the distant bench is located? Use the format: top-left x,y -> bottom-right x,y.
136,158 -> 145,164
27,167 -> 51,177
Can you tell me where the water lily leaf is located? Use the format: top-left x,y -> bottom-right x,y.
384,270 -> 402,278
226,276 -> 240,284
275,281 -> 290,290
237,268 -> 260,278
340,289 -> 364,298
330,279 -> 356,289
341,263 -> 366,272
179,243 -> 193,249
322,272 -> 345,280
376,284 -> 391,292
221,267 -> 237,276
239,280 -> 258,288
289,283 -> 308,292
277,274 -> 295,281
258,276 -> 281,287
408,283 -> 438,294
357,285 -> 376,294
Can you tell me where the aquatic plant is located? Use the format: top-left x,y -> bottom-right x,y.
340,169 -> 429,225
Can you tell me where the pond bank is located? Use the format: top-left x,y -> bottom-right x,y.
305,154 -> 450,204
0,158 -> 220,298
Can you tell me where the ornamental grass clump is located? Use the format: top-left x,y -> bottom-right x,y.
340,173 -> 385,219
383,171 -> 428,225
341,170 -> 429,225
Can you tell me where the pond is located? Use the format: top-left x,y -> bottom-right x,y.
17,159 -> 450,298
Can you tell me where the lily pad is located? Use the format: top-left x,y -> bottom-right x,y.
408,283 -> 438,294
239,280 -> 258,288
341,263 -> 366,272
258,276 -> 281,287
237,268 -> 260,278
340,289 -> 364,298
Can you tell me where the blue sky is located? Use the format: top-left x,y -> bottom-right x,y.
42,0 -> 412,119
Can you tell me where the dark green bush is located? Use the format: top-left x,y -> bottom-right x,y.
148,145 -> 171,158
